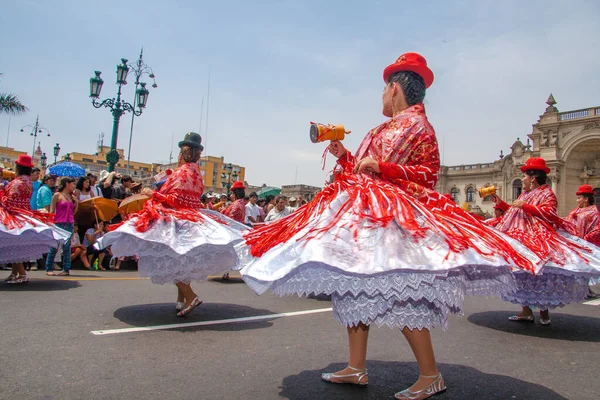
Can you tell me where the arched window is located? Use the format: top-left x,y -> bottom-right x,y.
512,180 -> 522,200
466,187 -> 476,202
450,187 -> 459,202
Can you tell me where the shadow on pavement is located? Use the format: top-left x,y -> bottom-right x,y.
113,302 -> 277,332
279,361 -> 567,400
0,278 -> 80,291
467,311 -> 600,343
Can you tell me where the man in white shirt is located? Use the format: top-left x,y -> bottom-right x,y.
244,192 -> 260,226
265,195 -> 294,223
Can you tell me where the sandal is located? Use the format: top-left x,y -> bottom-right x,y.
508,315 -> 534,322
56,271 -> 70,276
5,273 -> 17,282
176,302 -> 185,311
45,271 -> 56,276
7,274 -> 29,284
395,373 -> 446,399
321,365 -> 368,386
177,297 -> 202,317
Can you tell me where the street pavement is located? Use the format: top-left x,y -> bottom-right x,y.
1,270 -> 599,400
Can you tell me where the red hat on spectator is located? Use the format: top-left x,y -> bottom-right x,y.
520,157 -> 550,174
15,154 -> 34,168
383,52 -> 434,88
576,185 -> 594,195
231,181 -> 245,190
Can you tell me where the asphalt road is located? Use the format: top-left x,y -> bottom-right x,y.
1,270 -> 598,400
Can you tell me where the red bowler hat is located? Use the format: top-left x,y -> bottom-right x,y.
576,184 -> 594,195
520,157 -> 550,174
383,52 -> 434,88
230,181 -> 245,190
15,154 -> 34,168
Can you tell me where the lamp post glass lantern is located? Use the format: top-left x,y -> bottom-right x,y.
221,163 -> 238,195
89,56 -> 152,173
40,153 -> 47,169
124,49 -> 157,174
53,143 -> 60,164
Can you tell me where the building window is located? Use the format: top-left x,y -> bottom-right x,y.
512,180 -> 522,200
450,187 -> 459,202
466,187 -> 476,202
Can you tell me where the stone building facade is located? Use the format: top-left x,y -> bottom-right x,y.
436,95 -> 600,217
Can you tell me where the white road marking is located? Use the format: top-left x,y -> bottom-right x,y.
583,298 -> 600,306
91,307 -> 332,336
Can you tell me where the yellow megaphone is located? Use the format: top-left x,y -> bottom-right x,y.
309,122 -> 350,143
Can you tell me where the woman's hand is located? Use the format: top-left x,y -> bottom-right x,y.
328,140 -> 347,159
512,199 -> 524,208
353,157 -> 381,174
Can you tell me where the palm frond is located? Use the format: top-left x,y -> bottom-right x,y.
0,93 -> 28,115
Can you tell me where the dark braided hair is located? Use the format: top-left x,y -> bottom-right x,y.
386,70 -> 426,106
583,193 -> 595,205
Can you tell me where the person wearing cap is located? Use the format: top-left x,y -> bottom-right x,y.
95,132 -> 245,317
237,53 -> 543,399
1,155 -> 69,283
491,157 -> 600,325
223,181 -> 246,224
565,185 -> 600,298
98,170 -> 119,199
288,196 -> 298,209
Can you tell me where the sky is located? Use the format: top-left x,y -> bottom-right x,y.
1,0 -> 599,187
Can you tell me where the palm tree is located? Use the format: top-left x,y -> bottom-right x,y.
0,73 -> 28,115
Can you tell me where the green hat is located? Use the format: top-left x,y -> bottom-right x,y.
178,132 -> 204,151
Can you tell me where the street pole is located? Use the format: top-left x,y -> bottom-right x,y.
90,58 -> 151,174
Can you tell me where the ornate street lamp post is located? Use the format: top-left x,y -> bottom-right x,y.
220,163 -> 238,195
89,58 -> 150,172
53,143 -> 61,164
40,153 -> 47,169
20,115 -> 50,158
125,49 -> 157,174
65,153 -> 71,162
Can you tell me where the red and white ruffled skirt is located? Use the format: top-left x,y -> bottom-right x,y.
237,172 -> 542,330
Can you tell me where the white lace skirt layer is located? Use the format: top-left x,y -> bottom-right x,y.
501,232 -> 600,309
97,210 -> 247,284
0,219 -> 70,264
237,190 -> 542,330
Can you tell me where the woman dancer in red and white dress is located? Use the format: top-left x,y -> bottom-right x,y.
565,185 -> 600,245
492,159 -> 600,325
237,53 -> 542,399
97,133 -> 247,316
565,184 -> 600,298
1,154 -> 69,284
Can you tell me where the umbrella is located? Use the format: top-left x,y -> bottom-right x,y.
118,194 -> 150,215
256,186 -> 281,199
48,161 -> 86,178
75,197 -> 119,226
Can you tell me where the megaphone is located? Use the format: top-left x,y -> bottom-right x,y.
309,122 -> 350,143
478,185 -> 496,198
